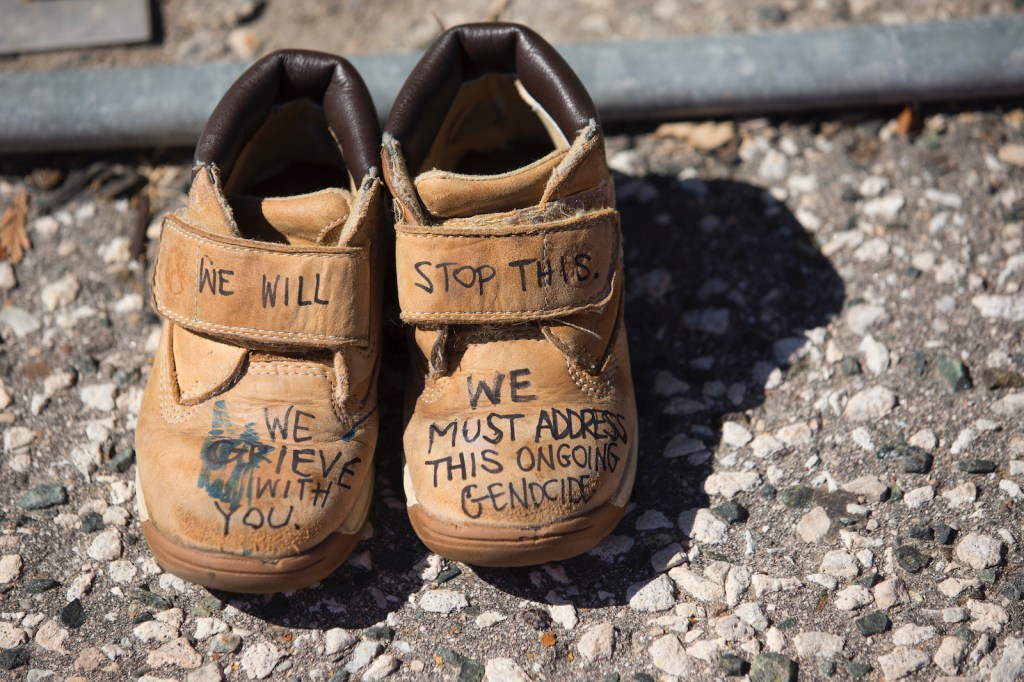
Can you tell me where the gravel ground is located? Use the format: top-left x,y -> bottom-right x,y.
2,2 -> 1024,681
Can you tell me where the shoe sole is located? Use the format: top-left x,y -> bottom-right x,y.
137,470 -> 373,594
406,434 -> 637,567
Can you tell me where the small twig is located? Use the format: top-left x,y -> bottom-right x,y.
485,0 -> 510,21
129,193 -> 151,264
34,161 -> 107,215
430,10 -> 446,33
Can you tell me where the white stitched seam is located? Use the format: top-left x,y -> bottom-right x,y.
393,210 -> 616,238
156,304 -> 365,344
164,217 -> 367,259
397,273 -> 615,320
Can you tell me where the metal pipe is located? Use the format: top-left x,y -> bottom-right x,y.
2,16 -> 1023,154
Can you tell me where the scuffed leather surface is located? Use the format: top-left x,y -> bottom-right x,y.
138,323 -> 377,559
170,325 -> 248,405
402,330 -> 635,529
152,214 -> 371,349
395,210 -> 619,323
415,149 -> 566,218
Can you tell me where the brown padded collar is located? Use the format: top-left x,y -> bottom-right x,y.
384,23 -> 596,174
195,49 -> 380,181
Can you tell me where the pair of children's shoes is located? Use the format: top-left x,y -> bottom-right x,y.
135,22 -> 637,593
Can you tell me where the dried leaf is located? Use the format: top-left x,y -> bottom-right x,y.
1004,109 -> 1024,126
539,631 -> 557,648
0,190 -> 31,264
897,104 -> 923,138
654,121 -> 736,151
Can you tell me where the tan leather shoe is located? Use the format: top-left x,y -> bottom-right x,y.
382,24 -> 637,567
135,51 -> 383,592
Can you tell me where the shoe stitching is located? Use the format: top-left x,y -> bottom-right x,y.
164,216 -> 367,259
565,351 -> 616,400
158,347 -> 198,423
157,305 -> 367,345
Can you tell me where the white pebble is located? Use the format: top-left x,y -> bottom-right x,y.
843,386 -> 896,421
0,554 -> 22,584
240,642 -> 284,679
87,529 -> 122,561
418,589 -> 468,614
904,485 -> 935,509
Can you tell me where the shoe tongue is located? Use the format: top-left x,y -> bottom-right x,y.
186,166 -> 353,245
414,149 -> 567,219
230,189 -> 353,246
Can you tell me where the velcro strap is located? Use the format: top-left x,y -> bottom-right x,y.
152,215 -> 370,348
396,209 -> 619,323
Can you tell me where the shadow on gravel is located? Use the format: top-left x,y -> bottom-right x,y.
473,173 -> 845,606
220,173 -> 845,624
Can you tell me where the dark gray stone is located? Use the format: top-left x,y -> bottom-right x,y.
520,608 -> 552,630
712,501 -> 748,524
209,632 -> 242,654
934,523 -> 957,545
976,568 -> 999,584
955,627 -> 978,644
847,661 -> 872,678
23,578 -> 59,594
902,447 -> 933,473
457,659 -> 484,682
80,511 -> 104,533
434,647 -> 464,666
909,525 -> 934,541
780,485 -> 812,509
911,351 -> 927,376
758,6 -> 787,24
129,585 -> 172,611
109,446 -> 136,473
1001,574 -> 1024,601
720,653 -> 748,676
436,565 -> 462,585
937,353 -> 972,392
896,544 -> 930,573
981,367 -> 1024,390
957,459 -> 996,474
750,653 -> 797,682
839,356 -> 862,376
0,647 -> 28,670
854,572 -> 880,589
16,483 -> 68,510
191,593 -> 224,618
61,598 -> 86,629
363,625 -> 394,642
855,611 -> 890,637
